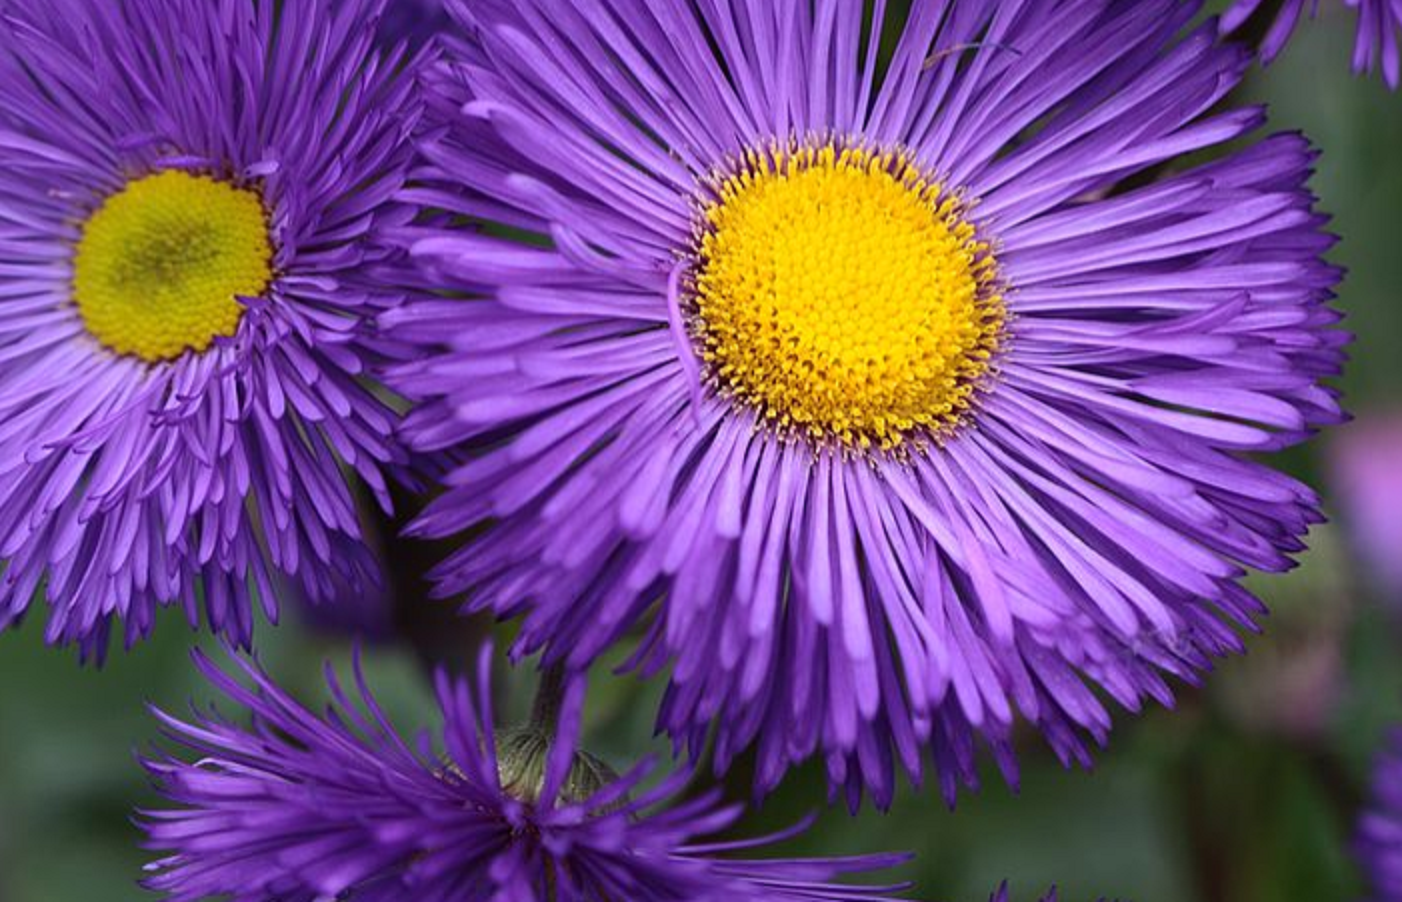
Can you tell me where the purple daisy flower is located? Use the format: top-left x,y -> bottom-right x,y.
0,0 -> 421,657
1358,727 -> 1402,901
1328,413 -> 1402,605
1222,0 -> 1402,88
140,647 -> 913,902
390,0 -> 1346,807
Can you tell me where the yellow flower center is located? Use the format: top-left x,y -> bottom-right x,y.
73,170 -> 273,362
692,142 -> 1004,449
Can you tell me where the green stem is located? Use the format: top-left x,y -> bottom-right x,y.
529,664 -> 568,737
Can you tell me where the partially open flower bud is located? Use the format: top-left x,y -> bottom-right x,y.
496,725 -> 619,806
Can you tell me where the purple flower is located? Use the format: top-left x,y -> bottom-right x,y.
140,648 -> 913,902
1328,413 -> 1402,604
1358,728 -> 1402,901
389,0 -> 1346,807
1222,0 -> 1402,88
0,0 -> 420,657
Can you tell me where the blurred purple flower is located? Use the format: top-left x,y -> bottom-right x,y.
1329,413 -> 1402,604
1358,727 -> 1402,901
1222,0 -> 1401,88
140,648 -> 914,902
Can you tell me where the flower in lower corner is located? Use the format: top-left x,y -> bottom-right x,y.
0,0 -> 423,658
389,0 -> 1347,808
1359,727 -> 1402,902
139,648 -> 913,902
1222,0 -> 1402,88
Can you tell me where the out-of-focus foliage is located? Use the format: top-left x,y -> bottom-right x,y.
1,4 -> 1399,902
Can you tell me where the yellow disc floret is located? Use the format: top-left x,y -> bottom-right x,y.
692,142 -> 1003,449
73,170 -> 273,362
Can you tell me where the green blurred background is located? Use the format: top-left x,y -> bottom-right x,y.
1,4 -> 1400,901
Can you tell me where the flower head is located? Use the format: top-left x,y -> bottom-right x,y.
0,0 -> 420,657
1222,0 -> 1401,88
1358,727 -> 1402,901
391,0 -> 1347,806
140,648 -> 912,902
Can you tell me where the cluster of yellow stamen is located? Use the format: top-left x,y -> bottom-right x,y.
73,170 -> 273,363
691,142 -> 1004,449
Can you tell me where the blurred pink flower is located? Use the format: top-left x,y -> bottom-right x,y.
1329,412 -> 1402,603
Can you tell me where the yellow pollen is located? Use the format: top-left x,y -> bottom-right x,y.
73,170 -> 273,362
692,143 -> 1004,449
